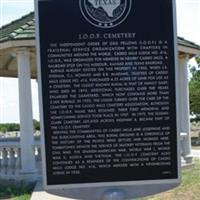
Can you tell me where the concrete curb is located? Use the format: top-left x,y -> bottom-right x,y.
31,181 -> 75,200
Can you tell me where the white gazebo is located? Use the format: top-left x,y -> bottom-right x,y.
0,12 -> 200,180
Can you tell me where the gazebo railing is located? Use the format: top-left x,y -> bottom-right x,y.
0,136 -> 41,179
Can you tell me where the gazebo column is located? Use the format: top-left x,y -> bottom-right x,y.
178,55 -> 193,164
16,49 -> 37,175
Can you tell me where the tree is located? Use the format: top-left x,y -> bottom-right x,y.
0,123 -> 20,133
0,125 -> 7,133
33,119 -> 40,131
189,70 -> 200,121
196,56 -> 200,68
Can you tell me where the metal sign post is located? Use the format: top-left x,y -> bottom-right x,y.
103,189 -> 125,200
35,0 -> 181,199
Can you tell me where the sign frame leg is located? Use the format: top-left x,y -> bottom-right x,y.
102,189 -> 126,200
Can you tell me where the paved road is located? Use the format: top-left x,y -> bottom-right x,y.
192,149 -> 200,158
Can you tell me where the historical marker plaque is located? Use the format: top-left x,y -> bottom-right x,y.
36,0 -> 180,189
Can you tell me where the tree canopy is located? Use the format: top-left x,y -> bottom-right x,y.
196,56 -> 200,67
0,123 -> 20,133
33,119 -> 40,131
189,70 -> 200,121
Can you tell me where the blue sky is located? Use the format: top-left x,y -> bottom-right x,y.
0,0 -> 200,123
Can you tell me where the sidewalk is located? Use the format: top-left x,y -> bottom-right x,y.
192,149 -> 200,159
30,182 -> 75,200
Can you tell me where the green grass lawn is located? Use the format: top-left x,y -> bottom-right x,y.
137,159 -> 200,200
0,181 -> 35,200
0,160 -> 200,200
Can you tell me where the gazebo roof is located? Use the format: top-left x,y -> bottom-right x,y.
1,12 -> 200,50
178,37 -> 200,49
0,12 -> 200,78
0,12 -> 35,42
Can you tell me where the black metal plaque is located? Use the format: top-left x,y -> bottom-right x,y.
36,0 -> 178,186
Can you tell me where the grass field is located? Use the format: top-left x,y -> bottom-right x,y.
0,181 -> 34,200
137,159 -> 200,200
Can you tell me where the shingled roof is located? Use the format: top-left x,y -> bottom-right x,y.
178,37 -> 200,50
0,12 -> 35,42
0,12 -> 200,52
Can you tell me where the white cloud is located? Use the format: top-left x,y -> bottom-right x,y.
0,78 -> 39,123
0,0 -> 34,27
0,78 -> 19,123
176,0 -> 200,44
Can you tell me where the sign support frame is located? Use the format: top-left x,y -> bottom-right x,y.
35,0 -> 181,198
